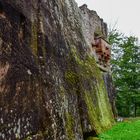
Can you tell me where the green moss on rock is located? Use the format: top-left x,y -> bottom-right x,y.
67,46 -> 114,134
65,71 -> 79,87
87,137 -> 100,140
65,112 -> 75,140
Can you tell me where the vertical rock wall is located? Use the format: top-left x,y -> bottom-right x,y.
0,0 -> 114,139
80,4 -> 107,48
79,4 -> 109,66
103,73 -> 117,117
80,4 -> 116,116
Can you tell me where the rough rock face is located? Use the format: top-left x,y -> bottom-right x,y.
80,5 -> 110,69
79,4 -> 116,117
0,0 -> 114,140
103,73 -> 116,117
80,4 -> 108,47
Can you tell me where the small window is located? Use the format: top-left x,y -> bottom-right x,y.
106,47 -> 109,50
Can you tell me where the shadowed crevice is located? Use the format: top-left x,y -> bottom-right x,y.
83,130 -> 97,140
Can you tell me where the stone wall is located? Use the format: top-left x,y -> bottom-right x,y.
0,0 -> 114,139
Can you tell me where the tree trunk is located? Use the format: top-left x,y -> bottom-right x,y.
134,103 -> 137,117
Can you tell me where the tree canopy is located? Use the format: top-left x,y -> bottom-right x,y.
108,29 -> 140,117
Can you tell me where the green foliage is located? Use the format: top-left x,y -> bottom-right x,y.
99,119 -> 140,140
109,29 -> 140,117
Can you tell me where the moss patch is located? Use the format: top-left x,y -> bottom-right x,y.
66,46 -> 114,134
65,71 -> 79,87
87,137 -> 100,140
65,112 -> 75,140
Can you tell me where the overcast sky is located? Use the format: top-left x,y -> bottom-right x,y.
75,0 -> 140,39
